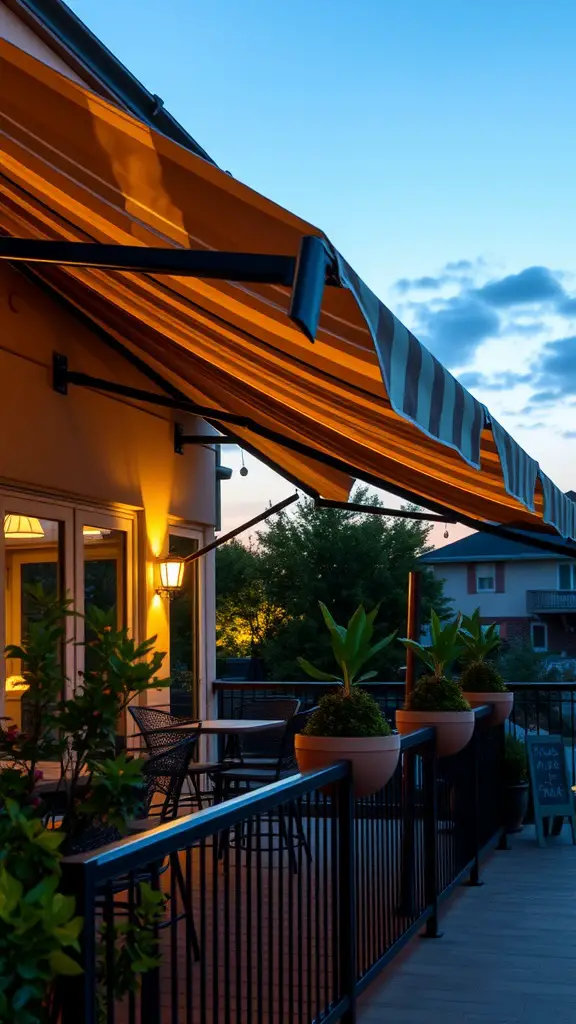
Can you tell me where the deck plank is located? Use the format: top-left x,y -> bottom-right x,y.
359,825 -> 576,1024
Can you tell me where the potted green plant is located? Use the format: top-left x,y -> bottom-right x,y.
396,611 -> 475,757
502,734 -> 529,832
458,609 -> 513,725
294,603 -> 399,797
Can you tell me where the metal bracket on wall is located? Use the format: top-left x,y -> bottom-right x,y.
0,235 -> 337,343
174,422 -> 238,455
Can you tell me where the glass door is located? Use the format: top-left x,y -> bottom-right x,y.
74,509 -> 135,743
0,495 -> 74,731
168,531 -> 200,719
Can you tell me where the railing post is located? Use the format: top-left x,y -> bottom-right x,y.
338,764 -> 357,1024
466,725 -> 484,887
399,748 -> 416,915
59,861 -> 95,1024
497,722 -> 510,850
422,737 -> 441,938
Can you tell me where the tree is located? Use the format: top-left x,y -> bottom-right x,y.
215,487 -> 449,680
215,540 -> 285,658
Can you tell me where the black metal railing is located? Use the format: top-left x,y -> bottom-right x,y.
214,679 -> 576,777
60,708 -> 503,1023
214,679 -> 406,719
507,681 -> 576,783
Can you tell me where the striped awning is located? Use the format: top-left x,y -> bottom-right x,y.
0,38 -> 573,542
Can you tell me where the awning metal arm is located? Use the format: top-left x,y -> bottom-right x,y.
183,493 -> 298,564
314,498 -> 458,524
0,235 -> 336,342
174,422 -> 238,454
53,352 -> 253,426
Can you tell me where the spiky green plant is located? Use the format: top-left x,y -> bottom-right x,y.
459,608 -> 501,663
297,602 -> 396,695
399,610 -> 464,682
399,611 -> 471,712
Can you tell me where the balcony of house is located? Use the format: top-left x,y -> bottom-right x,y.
55,679 -> 576,1023
527,589 -> 576,613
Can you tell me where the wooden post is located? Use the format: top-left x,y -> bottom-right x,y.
404,570 -> 422,698
399,569 -> 422,915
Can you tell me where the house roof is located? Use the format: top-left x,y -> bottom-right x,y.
4,0 -> 214,163
422,530 -> 575,564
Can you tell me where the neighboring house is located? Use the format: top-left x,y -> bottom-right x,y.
421,518 -> 576,655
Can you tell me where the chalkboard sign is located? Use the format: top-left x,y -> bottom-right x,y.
526,735 -> 576,847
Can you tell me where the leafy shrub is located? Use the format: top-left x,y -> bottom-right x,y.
405,675 -> 471,712
497,642 -> 549,683
304,688 -> 392,738
460,660 -> 508,693
504,735 -> 528,786
0,587 -> 171,1023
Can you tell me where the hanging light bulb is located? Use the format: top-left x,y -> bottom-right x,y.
239,450 -> 248,477
443,523 -> 450,540
4,515 -> 45,539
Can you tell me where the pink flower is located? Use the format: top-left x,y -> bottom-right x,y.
34,769 -> 44,782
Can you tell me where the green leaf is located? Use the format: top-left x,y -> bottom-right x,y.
343,605 -> 367,664
355,670 -> 377,683
297,657 -> 341,683
48,950 -> 83,976
318,602 -> 346,664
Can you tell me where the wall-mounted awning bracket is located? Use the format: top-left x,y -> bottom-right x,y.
1,234 -> 337,342
174,422 -> 238,454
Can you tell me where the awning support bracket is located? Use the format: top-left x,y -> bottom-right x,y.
183,493 -> 299,564
314,498 -> 458,525
53,352 -> 253,426
174,422 -> 238,454
1,235 -> 337,342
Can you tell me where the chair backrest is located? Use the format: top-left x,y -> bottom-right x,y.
142,732 -> 200,819
129,706 -> 198,751
279,707 -> 318,772
236,697 -> 300,760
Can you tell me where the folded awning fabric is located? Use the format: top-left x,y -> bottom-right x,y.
0,38 -> 573,542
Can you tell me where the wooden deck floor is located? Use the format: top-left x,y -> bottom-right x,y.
359,824 -> 576,1024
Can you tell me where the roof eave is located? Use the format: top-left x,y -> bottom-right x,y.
5,0 -> 215,163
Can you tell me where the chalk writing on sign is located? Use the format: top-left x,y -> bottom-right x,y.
531,744 -> 568,805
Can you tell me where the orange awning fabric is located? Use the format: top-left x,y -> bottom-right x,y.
0,38 -> 573,540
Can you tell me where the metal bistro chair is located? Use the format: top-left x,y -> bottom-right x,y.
91,736 -> 203,962
217,708 -> 316,872
228,697 -> 301,766
129,705 -> 222,810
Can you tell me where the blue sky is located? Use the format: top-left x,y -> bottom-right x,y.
69,0 -> 576,538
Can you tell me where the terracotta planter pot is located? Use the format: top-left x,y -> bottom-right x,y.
294,733 -> 401,798
464,690 -> 513,726
395,709 -> 475,758
503,782 -> 529,833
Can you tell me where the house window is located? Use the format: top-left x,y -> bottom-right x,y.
476,563 -> 495,592
558,563 -> 576,591
531,622 -> 548,652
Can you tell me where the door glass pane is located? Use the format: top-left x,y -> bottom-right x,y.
169,535 -> 198,718
83,526 -> 126,669
559,564 -> 572,591
4,514 -> 62,732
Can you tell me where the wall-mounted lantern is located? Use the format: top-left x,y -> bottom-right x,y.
156,555 -> 185,598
